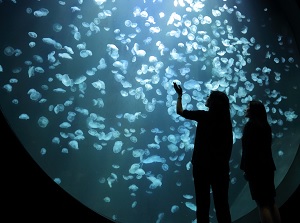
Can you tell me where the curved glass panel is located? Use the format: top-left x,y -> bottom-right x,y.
0,1 -> 299,223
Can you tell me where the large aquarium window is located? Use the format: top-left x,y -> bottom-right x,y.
1,0 -> 299,223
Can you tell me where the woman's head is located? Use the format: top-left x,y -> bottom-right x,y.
206,90 -> 230,111
245,100 -> 267,121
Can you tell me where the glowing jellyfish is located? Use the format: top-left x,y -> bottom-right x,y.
3,84 -> 12,92
11,99 -> 18,104
185,202 -> 196,211
128,184 -> 139,192
27,89 -> 42,101
162,163 -> 169,171
113,141 -> 123,153
29,42 -> 36,48
14,49 -> 22,56
40,147 -> 47,155
33,8 -> 49,17
53,178 -> 61,184
38,116 -> 49,128
171,205 -> 179,213
80,49 -> 92,58
52,137 -> 60,144
145,102 -> 155,112
68,140 -> 79,150
26,7 -> 32,14
131,201 -> 137,208
61,148 -> 68,154
59,122 -> 71,129
28,32 -> 37,38
104,197 -> 111,203
52,23 -> 62,32
19,114 -> 29,120
4,46 -> 14,56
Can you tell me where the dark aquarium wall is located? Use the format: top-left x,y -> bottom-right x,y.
1,0 -> 299,223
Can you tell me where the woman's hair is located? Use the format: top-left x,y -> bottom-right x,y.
208,91 -> 232,134
208,90 -> 230,111
248,100 -> 268,122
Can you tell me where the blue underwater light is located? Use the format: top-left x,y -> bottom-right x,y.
0,0 -> 299,223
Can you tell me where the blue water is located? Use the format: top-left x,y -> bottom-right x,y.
0,0 -> 299,222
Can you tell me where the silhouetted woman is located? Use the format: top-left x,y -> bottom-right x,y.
174,82 -> 232,223
240,100 -> 281,223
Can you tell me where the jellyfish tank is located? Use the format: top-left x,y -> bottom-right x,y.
1,0 -> 299,222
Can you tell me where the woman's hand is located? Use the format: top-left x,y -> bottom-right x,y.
173,82 -> 184,115
173,82 -> 183,96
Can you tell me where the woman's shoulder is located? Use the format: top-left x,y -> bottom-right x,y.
182,109 -> 208,121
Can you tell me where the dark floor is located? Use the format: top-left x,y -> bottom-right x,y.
1,111 -> 299,223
